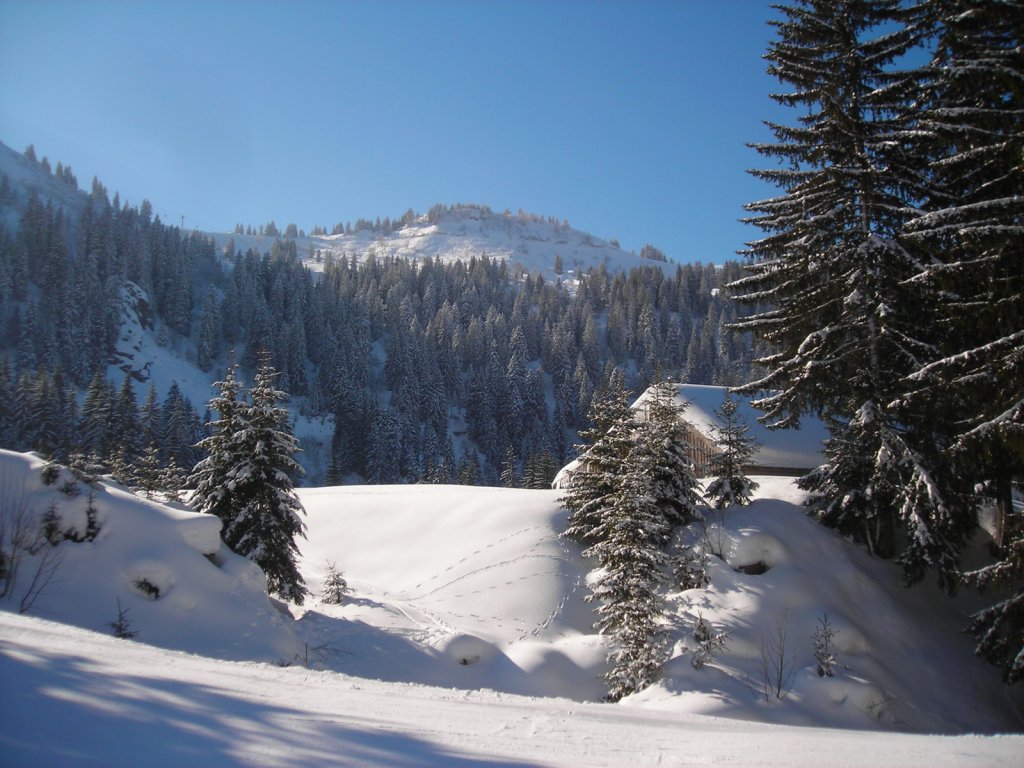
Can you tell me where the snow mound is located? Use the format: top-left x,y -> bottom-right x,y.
297,484 -> 607,698
0,450 -> 301,662
637,477 -> 1022,733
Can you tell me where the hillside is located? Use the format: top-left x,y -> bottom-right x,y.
1,448 -> 1020,752
0,138 -> 756,487
0,139 -> 670,284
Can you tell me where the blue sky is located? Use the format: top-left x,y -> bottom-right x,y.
0,0 -> 784,264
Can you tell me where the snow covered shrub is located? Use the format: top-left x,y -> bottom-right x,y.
690,612 -> 728,670
812,613 -> 839,678
41,502 -> 62,545
67,453 -> 102,486
321,561 -> 348,605
673,544 -> 710,591
61,491 -> 100,543
40,460 -> 59,486
109,598 -> 138,639
133,578 -> 161,600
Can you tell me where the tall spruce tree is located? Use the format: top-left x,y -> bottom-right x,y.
732,0 -> 974,587
902,0 -> 1024,679
584,445 -> 671,701
228,352 -> 307,603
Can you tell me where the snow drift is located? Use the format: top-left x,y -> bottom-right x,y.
0,450 -> 301,662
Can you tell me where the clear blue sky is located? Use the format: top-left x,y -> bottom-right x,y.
0,0 -> 784,264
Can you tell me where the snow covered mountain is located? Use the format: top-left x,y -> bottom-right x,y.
0,139 -> 672,283
2,138 -> 744,486
208,204 -> 674,284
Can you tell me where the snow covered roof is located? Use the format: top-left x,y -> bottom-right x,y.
634,384 -> 828,473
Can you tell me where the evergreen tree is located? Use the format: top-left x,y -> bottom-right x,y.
636,379 -> 704,531
139,384 -> 163,449
500,445 -> 519,488
732,0 -> 974,586
210,353 -> 308,603
112,373 -> 141,464
133,442 -> 164,499
904,0 -> 1024,534
583,425 -> 671,701
963,519 -> 1024,684
0,357 -> 15,447
902,0 -> 1024,679
321,561 -> 349,605
159,455 -> 185,504
163,384 -> 200,471
190,363 -> 246,529
79,372 -> 114,460
704,392 -> 760,508
561,374 -> 636,544
197,288 -> 222,372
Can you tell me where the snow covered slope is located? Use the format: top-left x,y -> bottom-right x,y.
0,450 -> 301,662
209,204 -> 673,282
2,610 -> 1021,768
296,484 -> 608,700
294,480 -> 1022,734
2,449 -> 1020,736
0,141 -> 87,231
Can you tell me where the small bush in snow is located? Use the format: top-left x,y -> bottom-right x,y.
761,609 -> 798,700
40,461 -> 59,486
321,561 -> 348,605
691,612 -> 728,670
41,502 -> 62,545
134,578 -> 161,600
813,613 -> 839,678
673,545 -> 710,591
59,477 -> 80,497
109,598 -> 138,639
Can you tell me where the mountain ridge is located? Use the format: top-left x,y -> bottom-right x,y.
0,140 -> 677,280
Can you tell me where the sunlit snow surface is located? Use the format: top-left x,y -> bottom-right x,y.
3,611 -> 1022,768
1,452 -> 1022,766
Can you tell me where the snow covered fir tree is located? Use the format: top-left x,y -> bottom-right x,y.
732,0 -> 1023,678
189,354 -> 307,604
561,376 -> 704,699
704,391 -> 759,508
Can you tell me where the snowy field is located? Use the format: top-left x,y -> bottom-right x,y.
4,611 -> 1022,768
1,449 -> 1022,766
